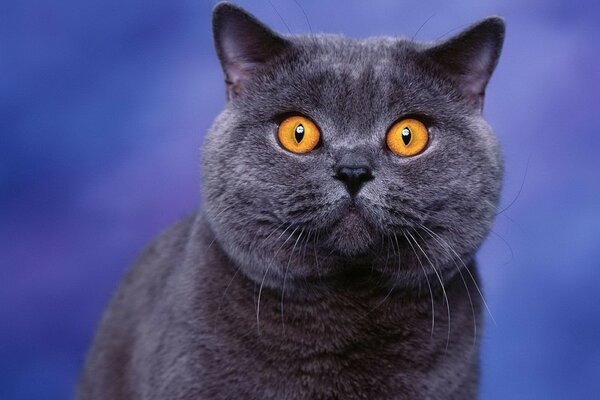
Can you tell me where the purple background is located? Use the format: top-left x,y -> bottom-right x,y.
2,0 -> 599,398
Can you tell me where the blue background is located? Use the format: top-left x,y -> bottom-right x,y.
2,0 -> 599,398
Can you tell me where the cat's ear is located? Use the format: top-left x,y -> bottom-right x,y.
212,2 -> 290,99
424,17 -> 505,110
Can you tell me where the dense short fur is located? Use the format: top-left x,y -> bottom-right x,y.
78,3 -> 505,399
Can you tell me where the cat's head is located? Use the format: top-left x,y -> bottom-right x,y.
202,3 -> 504,288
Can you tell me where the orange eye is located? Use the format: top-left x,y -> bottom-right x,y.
277,115 -> 320,154
386,118 -> 429,157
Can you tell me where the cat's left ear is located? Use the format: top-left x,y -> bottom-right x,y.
424,17 -> 505,110
212,2 -> 290,99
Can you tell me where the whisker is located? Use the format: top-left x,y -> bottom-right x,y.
292,0 -> 313,33
272,224 -> 296,255
259,220 -> 292,248
418,224 -> 496,326
281,228 -> 305,333
495,155 -> 530,216
267,0 -> 292,34
392,232 -> 403,292
416,226 -> 477,346
211,204 -> 235,220
435,22 -> 471,41
206,204 -> 236,249
213,264 -> 242,335
362,233 -> 398,317
256,265 -> 270,334
411,13 -> 436,41
313,229 -> 320,270
257,225 -> 299,333
483,198 -> 522,231
406,229 -> 451,350
301,228 -> 313,267
404,232 -> 435,338
489,228 -> 514,265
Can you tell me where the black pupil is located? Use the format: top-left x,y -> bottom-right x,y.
295,124 -> 305,143
401,127 -> 411,145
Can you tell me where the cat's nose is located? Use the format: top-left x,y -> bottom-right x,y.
334,165 -> 374,196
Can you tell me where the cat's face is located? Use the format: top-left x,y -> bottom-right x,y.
202,4 -> 504,288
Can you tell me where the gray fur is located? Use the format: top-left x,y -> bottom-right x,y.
78,3 -> 505,399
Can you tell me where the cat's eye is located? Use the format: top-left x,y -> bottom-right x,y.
277,115 -> 320,154
386,118 -> 429,157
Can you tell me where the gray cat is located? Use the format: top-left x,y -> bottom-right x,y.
77,3 -> 505,399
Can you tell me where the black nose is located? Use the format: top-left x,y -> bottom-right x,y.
335,165 -> 374,196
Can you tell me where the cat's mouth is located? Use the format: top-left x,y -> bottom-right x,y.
337,205 -> 365,228
324,198 -> 377,256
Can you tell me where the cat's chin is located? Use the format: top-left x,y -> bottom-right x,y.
325,203 -> 376,256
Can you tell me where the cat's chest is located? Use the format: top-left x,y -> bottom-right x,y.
183,252 -> 480,399
197,325 -> 456,400
197,294 -> 451,399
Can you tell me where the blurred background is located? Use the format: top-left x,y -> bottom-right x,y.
2,0 -> 599,398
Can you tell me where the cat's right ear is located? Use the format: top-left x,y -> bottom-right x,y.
212,2 -> 290,100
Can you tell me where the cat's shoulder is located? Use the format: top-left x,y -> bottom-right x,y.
136,212 -> 197,264
110,212 -> 199,308
130,212 -> 197,275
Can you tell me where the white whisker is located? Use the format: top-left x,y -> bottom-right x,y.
418,224 -> 496,326
362,234 -> 399,317
257,225 -> 299,333
213,265 -> 242,335
404,232 -> 435,338
406,229 -> 451,350
281,228 -> 305,332
416,226 -> 477,346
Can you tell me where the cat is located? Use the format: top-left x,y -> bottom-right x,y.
77,2 -> 505,399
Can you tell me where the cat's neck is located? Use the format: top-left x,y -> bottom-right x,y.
181,215 -> 482,399
193,214 -> 481,351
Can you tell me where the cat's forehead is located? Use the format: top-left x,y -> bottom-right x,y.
291,35 -> 420,76
253,35 -> 454,129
